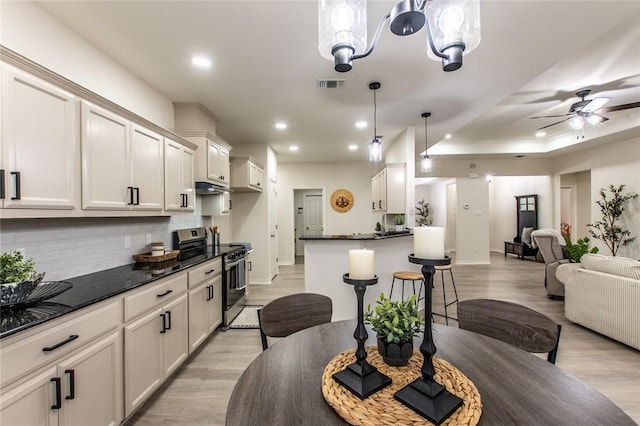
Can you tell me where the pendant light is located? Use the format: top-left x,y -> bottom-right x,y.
368,82 -> 382,162
420,112 -> 432,173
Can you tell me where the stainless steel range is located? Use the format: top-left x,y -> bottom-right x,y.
173,227 -> 248,328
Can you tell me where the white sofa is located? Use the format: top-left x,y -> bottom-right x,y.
557,254 -> 640,350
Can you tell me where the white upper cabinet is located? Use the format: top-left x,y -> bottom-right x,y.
207,139 -> 230,187
81,101 -> 163,211
1,64 -> 79,210
371,164 -> 405,213
164,138 -> 194,211
231,156 -> 264,192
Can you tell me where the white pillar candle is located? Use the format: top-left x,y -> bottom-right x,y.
414,226 -> 445,259
349,249 -> 375,279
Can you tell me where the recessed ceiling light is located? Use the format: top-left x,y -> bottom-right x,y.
536,131 -> 546,137
445,134 -> 452,139
355,121 -> 367,129
191,56 -> 211,68
275,121 -> 287,130
289,145 -> 299,152
348,144 -> 358,151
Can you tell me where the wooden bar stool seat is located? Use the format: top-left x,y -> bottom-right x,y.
390,271 -> 424,301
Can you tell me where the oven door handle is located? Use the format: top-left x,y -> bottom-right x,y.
225,259 -> 244,268
235,283 -> 247,290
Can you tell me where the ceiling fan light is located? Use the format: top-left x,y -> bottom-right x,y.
568,116 -> 584,130
421,154 -> 432,173
586,114 -> 604,126
369,139 -> 382,162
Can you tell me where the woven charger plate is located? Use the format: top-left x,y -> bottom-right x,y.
322,346 -> 482,426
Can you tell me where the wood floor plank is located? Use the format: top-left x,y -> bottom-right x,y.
125,253 -> 640,425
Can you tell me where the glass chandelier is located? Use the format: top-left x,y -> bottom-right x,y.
368,82 -> 382,162
420,112 -> 432,173
319,0 -> 481,73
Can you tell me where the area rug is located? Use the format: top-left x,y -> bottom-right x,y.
227,305 -> 263,329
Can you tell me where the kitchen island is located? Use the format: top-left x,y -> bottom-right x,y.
301,232 -> 418,321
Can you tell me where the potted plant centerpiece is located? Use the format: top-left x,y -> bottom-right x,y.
365,293 -> 421,366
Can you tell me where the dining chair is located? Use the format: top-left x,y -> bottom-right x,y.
258,293 -> 333,350
457,299 -> 562,364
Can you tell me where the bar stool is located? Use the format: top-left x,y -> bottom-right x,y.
390,271 -> 424,301
433,264 -> 459,325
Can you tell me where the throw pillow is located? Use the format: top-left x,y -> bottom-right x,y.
522,227 -> 534,247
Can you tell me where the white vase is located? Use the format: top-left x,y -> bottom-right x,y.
395,225 -> 404,232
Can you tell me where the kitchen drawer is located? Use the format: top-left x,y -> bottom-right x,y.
0,300 -> 120,388
124,272 -> 187,322
187,258 -> 222,288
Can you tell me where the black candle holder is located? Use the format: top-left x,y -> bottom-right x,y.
332,273 -> 392,399
394,255 -> 463,425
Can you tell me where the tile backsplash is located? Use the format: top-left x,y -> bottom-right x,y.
0,210 -> 207,281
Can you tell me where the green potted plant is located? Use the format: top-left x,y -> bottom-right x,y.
415,199 -> 433,226
565,237 -> 599,263
587,184 -> 638,256
393,214 -> 405,232
0,250 -> 45,305
365,293 -> 422,366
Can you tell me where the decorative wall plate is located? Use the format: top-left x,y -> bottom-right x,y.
330,189 -> 354,213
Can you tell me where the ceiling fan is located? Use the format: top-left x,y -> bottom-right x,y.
530,89 -> 640,131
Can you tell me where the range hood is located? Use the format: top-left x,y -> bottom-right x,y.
195,181 -> 232,195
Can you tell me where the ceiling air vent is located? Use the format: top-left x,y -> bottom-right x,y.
317,79 -> 345,89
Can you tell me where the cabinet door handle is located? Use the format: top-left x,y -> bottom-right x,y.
160,313 -> 166,334
65,369 -> 75,400
372,201 -> 375,210
127,186 -> 134,205
228,199 -> 232,210
165,310 -> 172,330
206,285 -> 212,301
134,187 -> 140,205
378,200 -> 382,209
248,261 -> 252,272
10,171 -> 20,200
204,268 -> 216,275
51,377 -> 62,410
156,289 -> 173,298
0,169 -> 5,199
43,335 -> 79,352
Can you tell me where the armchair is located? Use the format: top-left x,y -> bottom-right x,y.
531,231 -> 569,299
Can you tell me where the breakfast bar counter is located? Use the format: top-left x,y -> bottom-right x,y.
302,233 -> 417,321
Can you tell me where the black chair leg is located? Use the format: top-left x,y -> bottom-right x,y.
547,324 -> 562,364
258,309 -> 268,350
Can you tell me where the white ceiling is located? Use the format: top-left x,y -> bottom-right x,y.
37,1 -> 640,167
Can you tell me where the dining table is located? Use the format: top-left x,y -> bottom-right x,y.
226,320 -> 635,425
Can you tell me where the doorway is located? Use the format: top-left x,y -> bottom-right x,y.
294,189 -> 324,261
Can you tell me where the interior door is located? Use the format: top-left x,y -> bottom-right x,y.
304,195 -> 323,235
269,179 -> 279,280
446,183 -> 457,252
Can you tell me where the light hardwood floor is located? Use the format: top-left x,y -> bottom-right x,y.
126,253 -> 640,425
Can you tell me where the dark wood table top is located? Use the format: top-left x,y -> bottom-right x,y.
226,320 -> 635,426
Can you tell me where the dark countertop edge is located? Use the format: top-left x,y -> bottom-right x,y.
300,232 -> 413,241
0,250 -> 230,339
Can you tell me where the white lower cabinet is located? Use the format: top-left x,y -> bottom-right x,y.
188,275 -> 222,353
0,330 -> 123,426
124,292 -> 188,417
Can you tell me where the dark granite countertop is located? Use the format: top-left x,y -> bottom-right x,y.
299,231 -> 413,240
0,246 -> 239,339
